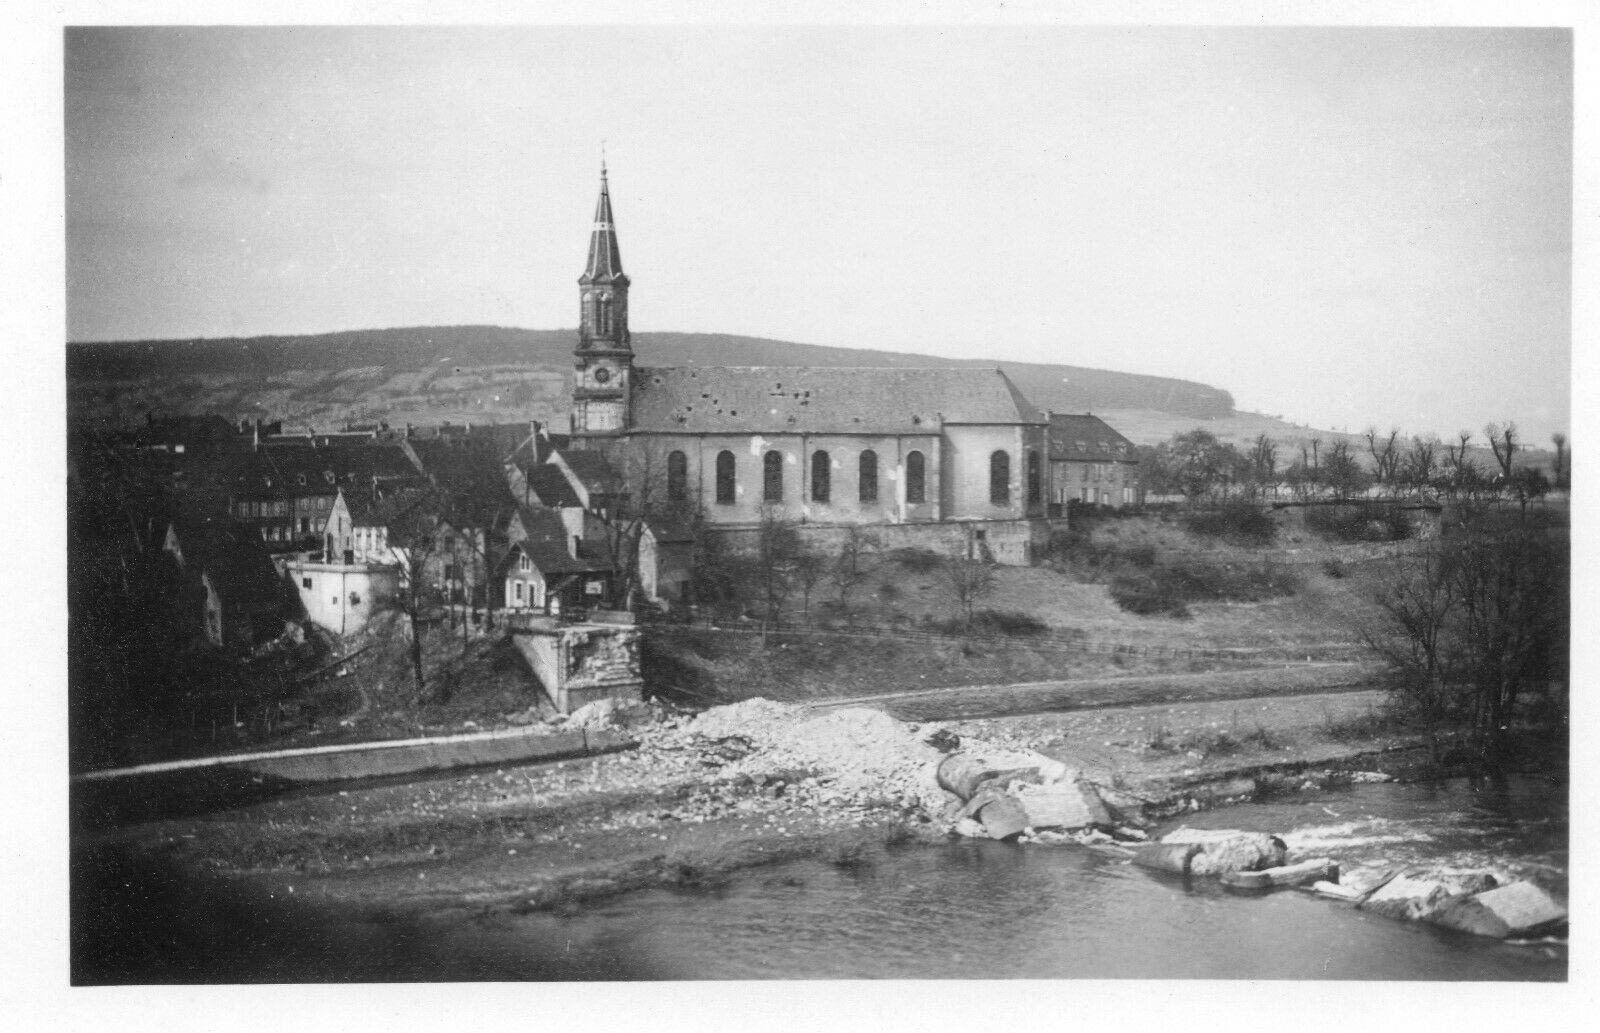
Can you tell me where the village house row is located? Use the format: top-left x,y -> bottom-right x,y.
86,167 -> 1143,647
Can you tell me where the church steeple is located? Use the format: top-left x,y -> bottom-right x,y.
578,162 -> 630,349
572,162 -> 633,438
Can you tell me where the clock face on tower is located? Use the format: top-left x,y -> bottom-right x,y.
593,366 -> 612,384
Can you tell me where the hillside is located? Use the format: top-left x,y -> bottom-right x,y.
66,325 -> 1234,429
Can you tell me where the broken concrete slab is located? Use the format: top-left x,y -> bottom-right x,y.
1161,828 -> 1288,876
1131,842 -> 1202,876
1257,858 -> 1339,888
1359,872 -> 1450,921
974,794 -> 1029,840
1013,780 -> 1111,830
1338,865 -> 1402,900
1425,881 -> 1568,939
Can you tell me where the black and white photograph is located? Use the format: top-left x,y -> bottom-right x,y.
8,0 -> 1589,1016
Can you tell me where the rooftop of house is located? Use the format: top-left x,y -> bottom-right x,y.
627,366 -> 1045,435
506,536 -> 611,577
165,515 -> 283,607
523,463 -> 582,508
557,450 -> 625,495
1046,413 -> 1138,462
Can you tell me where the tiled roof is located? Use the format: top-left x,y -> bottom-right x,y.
166,516 -> 283,608
558,451 -> 624,495
231,443 -> 421,492
408,438 -> 516,523
1046,414 -> 1137,462
628,366 -> 1045,434
581,166 -> 625,284
525,464 -> 581,508
507,538 -> 609,577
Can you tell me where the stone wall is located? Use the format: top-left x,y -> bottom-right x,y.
706,517 -> 1048,566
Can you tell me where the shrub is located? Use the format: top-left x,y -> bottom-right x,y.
889,547 -> 943,573
932,608 -> 1049,637
1306,503 -> 1413,543
1110,559 -> 1299,616
1109,573 -> 1190,617
1184,502 -> 1277,546
1322,558 -> 1348,579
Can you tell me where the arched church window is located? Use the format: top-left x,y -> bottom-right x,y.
1027,449 -> 1042,506
990,450 -> 1011,506
667,451 -> 688,502
764,451 -> 784,502
905,450 -> 926,505
858,450 -> 878,503
716,451 -> 737,505
811,451 -> 831,503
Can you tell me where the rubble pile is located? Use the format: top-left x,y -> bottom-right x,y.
667,700 -> 949,813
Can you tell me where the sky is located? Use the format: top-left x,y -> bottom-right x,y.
63,23 -> 1573,442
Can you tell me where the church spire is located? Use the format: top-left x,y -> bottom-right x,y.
582,162 -> 625,284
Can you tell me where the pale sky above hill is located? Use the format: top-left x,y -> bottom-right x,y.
63,22 -> 1573,442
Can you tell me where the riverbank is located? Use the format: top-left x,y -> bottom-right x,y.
78,687 -> 1432,919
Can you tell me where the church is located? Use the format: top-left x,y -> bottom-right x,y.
562,166 -> 1081,563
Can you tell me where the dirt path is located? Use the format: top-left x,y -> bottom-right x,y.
811,660 -> 1385,721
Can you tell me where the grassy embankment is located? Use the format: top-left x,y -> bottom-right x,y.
644,507 -> 1405,710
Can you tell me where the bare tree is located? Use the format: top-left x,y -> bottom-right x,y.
382,505 -> 447,703
943,532 -> 995,634
1365,509 -> 1568,768
793,545 -> 827,617
1364,426 -> 1401,488
1484,422 -> 1518,482
827,525 -> 877,612
1321,439 -> 1369,498
1399,434 -> 1438,491
752,507 -> 801,627
1550,432 -> 1568,490
1363,545 -> 1460,755
1247,434 -> 1278,495
1441,430 -> 1479,496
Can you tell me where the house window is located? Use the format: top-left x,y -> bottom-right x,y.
300,517 -> 310,533
667,450 -> 688,502
764,450 -> 784,502
302,577 -> 313,590
514,581 -> 524,603
905,450 -> 926,505
349,592 -> 361,606
1081,465 -> 1089,482
811,451 -> 830,503
1027,449 -> 1041,506
859,450 -> 878,502
519,554 -> 531,573
990,451 -> 1011,506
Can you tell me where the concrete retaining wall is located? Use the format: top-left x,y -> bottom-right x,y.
510,618 -> 644,713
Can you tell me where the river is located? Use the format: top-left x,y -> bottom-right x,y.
437,775 -> 1565,981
